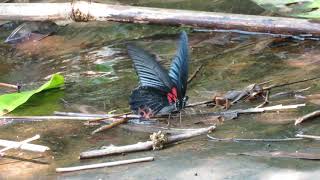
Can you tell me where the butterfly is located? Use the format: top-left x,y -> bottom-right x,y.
127,31 -> 189,119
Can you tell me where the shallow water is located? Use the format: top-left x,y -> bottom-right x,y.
1,0 -> 320,179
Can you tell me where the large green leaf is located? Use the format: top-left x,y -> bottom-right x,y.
251,0 -> 320,19
0,74 -> 64,116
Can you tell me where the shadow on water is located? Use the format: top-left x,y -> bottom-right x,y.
1,0 -> 320,179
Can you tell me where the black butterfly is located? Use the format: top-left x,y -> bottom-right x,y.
127,31 -> 189,119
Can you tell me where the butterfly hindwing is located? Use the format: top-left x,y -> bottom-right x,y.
168,31 -> 189,99
127,44 -> 174,92
130,87 -> 171,116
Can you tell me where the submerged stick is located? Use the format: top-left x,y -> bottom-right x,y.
1,2 -> 320,36
235,151 -> 320,160
296,134 -> 320,140
295,110 -> 320,125
264,76 -> 320,90
187,65 -> 203,84
56,156 -> 154,173
80,126 -> 215,159
207,134 -> 303,142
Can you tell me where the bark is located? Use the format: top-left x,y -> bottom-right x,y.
1,1 -> 320,36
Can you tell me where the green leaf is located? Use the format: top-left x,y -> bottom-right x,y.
251,0 -> 320,19
0,73 -> 64,116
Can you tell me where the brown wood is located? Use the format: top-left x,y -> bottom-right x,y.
1,1 -> 320,36
91,118 -> 129,135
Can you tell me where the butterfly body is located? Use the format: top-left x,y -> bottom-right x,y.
128,31 -> 189,118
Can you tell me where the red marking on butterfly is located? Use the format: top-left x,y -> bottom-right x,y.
138,106 -> 154,119
167,87 -> 178,104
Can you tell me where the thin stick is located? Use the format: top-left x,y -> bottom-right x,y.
0,135 -> 45,156
264,76 -> 320,90
203,103 -> 305,117
0,155 -> 49,165
0,116 -> 115,121
296,134 -> 320,140
91,118 -> 129,135
54,111 -> 140,119
80,126 -> 215,159
207,134 -> 303,142
235,151 -> 320,160
295,110 -> 320,125
56,156 -> 154,173
255,90 -> 270,108
269,87 -> 310,99
187,65 -> 203,84
0,82 -> 19,91
185,100 -> 213,108
0,139 -> 49,153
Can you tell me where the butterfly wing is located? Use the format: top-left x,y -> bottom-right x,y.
168,31 -> 189,99
127,44 -> 174,92
130,87 -> 175,117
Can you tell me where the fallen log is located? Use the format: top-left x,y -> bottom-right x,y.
80,126 -> 215,159
56,156 -> 154,173
1,2 -> 320,36
295,110 -> 320,125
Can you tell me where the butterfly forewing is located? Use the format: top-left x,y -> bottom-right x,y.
168,31 -> 189,99
127,44 -> 174,92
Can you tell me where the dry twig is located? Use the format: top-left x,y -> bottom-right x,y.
187,65 -> 203,84
56,156 -> 154,173
295,110 -> 320,125
296,134 -> 320,140
80,126 -> 215,159
91,118 -> 129,134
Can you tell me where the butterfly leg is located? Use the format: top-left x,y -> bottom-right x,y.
166,113 -> 171,127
